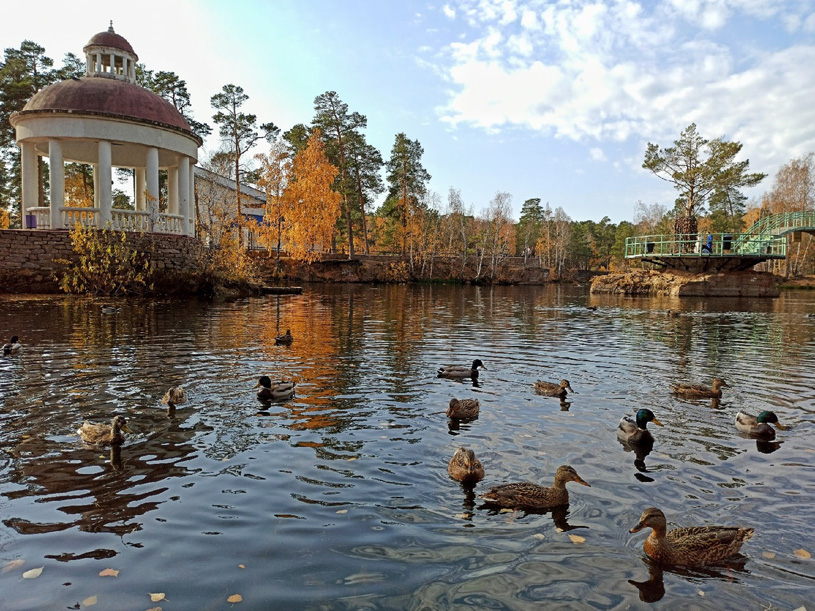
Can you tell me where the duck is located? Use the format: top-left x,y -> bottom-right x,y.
2,335 -> 21,356
534,379 -> 573,397
618,409 -> 663,444
666,309 -> 680,318
275,330 -> 293,346
162,386 -> 187,408
101,305 -> 120,314
735,410 -> 785,439
447,447 -> 485,483
479,465 -> 590,509
77,415 -> 131,446
437,359 -> 486,380
629,507 -> 754,566
447,398 -> 480,419
670,378 -> 728,399
256,375 -> 296,401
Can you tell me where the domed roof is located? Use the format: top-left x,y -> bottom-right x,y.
84,27 -> 136,58
18,77 -> 195,136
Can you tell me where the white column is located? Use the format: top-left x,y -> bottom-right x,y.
121,57 -> 127,78
178,157 -> 190,235
146,147 -> 159,231
135,168 -> 146,211
188,164 -> 196,236
20,141 -> 38,226
95,53 -> 101,73
97,140 -> 112,227
168,166 -> 179,214
49,139 -> 64,230
109,54 -> 115,74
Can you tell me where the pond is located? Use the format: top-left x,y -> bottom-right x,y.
1,284 -> 814,609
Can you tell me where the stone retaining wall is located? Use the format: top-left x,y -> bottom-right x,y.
0,229 -> 203,293
590,269 -> 779,297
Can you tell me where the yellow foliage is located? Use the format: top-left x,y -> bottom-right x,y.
255,143 -> 291,255
0,208 -> 9,229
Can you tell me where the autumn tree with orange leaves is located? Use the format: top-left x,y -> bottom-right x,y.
281,129 -> 341,263
255,141 -> 291,274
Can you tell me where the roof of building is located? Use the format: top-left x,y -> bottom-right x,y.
84,27 -> 137,58
18,77 -> 195,136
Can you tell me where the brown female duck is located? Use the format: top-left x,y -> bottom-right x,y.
630,507 -> 754,566
77,415 -> 131,446
534,379 -> 574,397
670,378 -> 728,399
447,447 -> 485,483
162,386 -> 187,408
479,465 -> 590,509
447,398 -> 480,419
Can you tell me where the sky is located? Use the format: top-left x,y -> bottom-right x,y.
5,0 -> 815,222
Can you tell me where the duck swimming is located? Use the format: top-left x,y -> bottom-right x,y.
162,386 -> 187,408
2,335 -> 21,356
629,507 -> 754,566
479,465 -> 590,509
447,398 -> 480,419
275,330 -> 293,346
447,447 -> 485,483
438,359 -> 486,380
77,415 -> 131,446
617,409 -> 663,444
256,375 -> 296,401
735,410 -> 784,439
534,379 -> 573,397
670,378 -> 728,399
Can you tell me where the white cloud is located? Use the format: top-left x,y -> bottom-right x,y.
590,147 -> 607,161
443,4 -> 456,20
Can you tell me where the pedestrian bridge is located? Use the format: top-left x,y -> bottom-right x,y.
625,211 -> 815,271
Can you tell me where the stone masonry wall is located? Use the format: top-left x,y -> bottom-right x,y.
0,229 -> 203,294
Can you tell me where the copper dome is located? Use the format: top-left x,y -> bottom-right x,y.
18,77 -> 195,135
84,29 -> 137,58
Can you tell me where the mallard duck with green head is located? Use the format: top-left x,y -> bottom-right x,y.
670,378 -> 728,399
618,409 -> 663,444
735,410 -> 785,439
256,375 -> 296,401
438,359 -> 486,380
275,330 -> 293,346
534,379 -> 573,397
2,335 -> 21,356
77,415 -> 131,446
448,447 -> 485,483
630,507 -> 754,566
447,397 -> 480,419
479,465 -> 590,509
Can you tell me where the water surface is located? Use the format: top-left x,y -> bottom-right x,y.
1,285 -> 814,609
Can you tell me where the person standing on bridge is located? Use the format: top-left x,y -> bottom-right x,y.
702,232 -> 713,254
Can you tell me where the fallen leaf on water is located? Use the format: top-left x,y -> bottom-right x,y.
698,590 -> 705,597
81,595 -> 98,606
145,608 -> 162,611
499,508 -> 514,514
346,457 -> 357,461
568,534 -> 586,544
227,594 -> 243,603
238,564 -> 245,569
454,513 -> 469,520
149,593 -> 166,602
762,551 -> 776,559
793,548 -> 811,559
556,527 -> 564,533
336,509 -> 348,514
22,566 -> 43,579
532,534 -> 545,540
2,559 -> 24,573
98,568 -> 119,577
792,606 -> 807,611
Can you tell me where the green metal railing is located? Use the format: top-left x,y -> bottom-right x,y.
625,232 -> 787,258
731,211 -> 815,252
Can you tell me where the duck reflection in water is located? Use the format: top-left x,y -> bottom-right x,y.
755,439 -> 782,454
559,399 -> 571,411
477,501 -> 587,531
628,556 -> 750,603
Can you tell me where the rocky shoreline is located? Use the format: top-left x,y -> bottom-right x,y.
590,269 -> 780,297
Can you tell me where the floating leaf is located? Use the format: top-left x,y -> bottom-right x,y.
22,566 -> 43,579
227,594 -> 243,603
499,508 -> 514,514
568,534 -> 586,544
149,593 -> 166,602
793,548 -> 811,559
238,564 -> 245,569
336,509 -> 348,514
99,568 -> 119,577
454,513 -> 469,520
2,559 -> 24,573
346,457 -> 357,461
762,551 -> 776,559
81,595 -> 98,606
698,590 -> 705,597
532,533 -> 545,540
145,608 -> 162,611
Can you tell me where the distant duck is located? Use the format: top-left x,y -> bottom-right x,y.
667,310 -> 680,318
77,415 -> 131,446
162,386 -> 187,408
670,378 -> 728,399
438,359 -> 486,380
534,379 -> 574,398
2,335 -> 21,356
447,397 -> 480,419
618,409 -> 663,444
275,330 -> 293,346
479,465 -> 590,509
101,305 -> 120,314
629,507 -> 754,567
735,410 -> 785,439
256,375 -> 296,401
447,447 -> 485,483
586,306 -> 598,311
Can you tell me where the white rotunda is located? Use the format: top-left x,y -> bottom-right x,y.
10,23 -> 201,236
